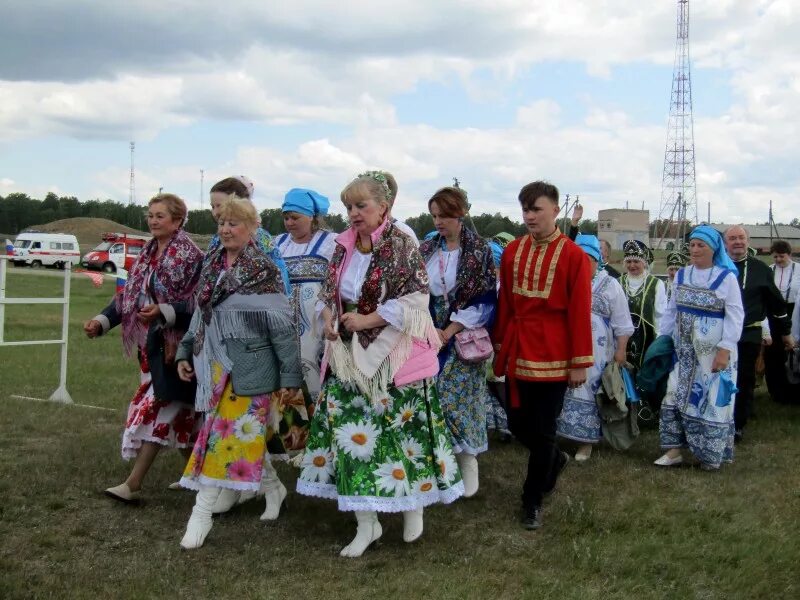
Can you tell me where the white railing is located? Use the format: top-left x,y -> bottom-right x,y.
0,255 -> 73,403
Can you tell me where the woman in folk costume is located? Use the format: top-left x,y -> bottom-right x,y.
655,225 -> 743,469
276,188 -> 336,400
621,239 -> 666,421
206,176 -> 290,293
84,194 -> 203,504
175,198 -> 302,549
297,172 -> 463,558
665,248 -> 689,301
419,186 -> 497,497
556,235 -> 634,462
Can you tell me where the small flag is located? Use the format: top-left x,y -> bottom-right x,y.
5,239 -> 13,256
76,270 -> 105,288
116,268 -> 128,294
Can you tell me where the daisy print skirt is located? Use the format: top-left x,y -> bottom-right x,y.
296,377 -> 465,512
180,368 -> 271,492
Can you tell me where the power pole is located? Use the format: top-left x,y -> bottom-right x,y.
129,142 -> 136,205
656,0 -> 696,249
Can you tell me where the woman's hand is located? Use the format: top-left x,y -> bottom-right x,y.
137,303 -> 161,324
321,307 -> 338,341
711,348 -> 730,373
340,312 -> 367,333
177,360 -> 195,382
438,322 -> 465,345
83,319 -> 102,338
568,367 -> 587,389
614,346 -> 628,366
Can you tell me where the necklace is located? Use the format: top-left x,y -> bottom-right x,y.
623,274 -> 647,298
355,235 -> 372,254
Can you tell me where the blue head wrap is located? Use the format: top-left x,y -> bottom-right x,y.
282,188 -> 330,217
689,225 -> 738,273
576,234 -> 602,264
424,230 -> 438,241
488,240 -> 504,268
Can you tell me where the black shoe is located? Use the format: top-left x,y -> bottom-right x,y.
522,505 -> 542,530
543,450 -> 570,498
734,429 -> 743,443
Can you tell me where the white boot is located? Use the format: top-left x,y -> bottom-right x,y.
259,460 -> 287,521
402,507 -> 424,543
210,488 -> 240,514
180,485 -> 221,550
456,453 -> 479,498
340,511 -> 382,558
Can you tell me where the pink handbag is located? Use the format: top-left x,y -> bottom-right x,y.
454,327 -> 493,364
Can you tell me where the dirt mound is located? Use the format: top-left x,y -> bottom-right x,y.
24,218 -> 149,248
23,218 -> 213,252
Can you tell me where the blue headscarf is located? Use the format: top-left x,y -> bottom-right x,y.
576,234 -> 602,264
282,188 -> 330,217
488,240 -> 504,268
424,230 -> 438,241
689,225 -> 738,273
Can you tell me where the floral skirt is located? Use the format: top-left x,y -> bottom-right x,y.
296,377 -> 464,512
436,351 -> 489,455
121,362 -> 199,460
180,371 -> 272,492
485,380 -> 511,436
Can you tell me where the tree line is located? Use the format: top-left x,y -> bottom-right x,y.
0,191 -> 601,240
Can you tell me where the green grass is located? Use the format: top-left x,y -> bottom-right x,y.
1,271 -> 799,599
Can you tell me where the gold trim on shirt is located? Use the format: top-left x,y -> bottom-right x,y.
513,234 -> 567,299
516,359 -> 569,369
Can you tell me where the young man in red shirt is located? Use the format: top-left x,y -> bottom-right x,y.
493,181 -> 593,530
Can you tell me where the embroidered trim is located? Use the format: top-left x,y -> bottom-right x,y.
450,441 -> 489,456
516,367 -> 569,378
296,479 -> 466,512
179,475 -> 261,493
516,359 -> 568,368
512,235 -> 566,299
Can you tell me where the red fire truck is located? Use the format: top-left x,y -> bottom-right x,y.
81,232 -> 151,273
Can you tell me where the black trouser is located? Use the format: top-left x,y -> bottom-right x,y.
734,341 -> 761,431
507,380 -> 567,508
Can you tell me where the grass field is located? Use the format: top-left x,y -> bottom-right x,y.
1,270 -> 799,599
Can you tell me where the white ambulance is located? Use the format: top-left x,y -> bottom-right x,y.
12,232 -> 81,269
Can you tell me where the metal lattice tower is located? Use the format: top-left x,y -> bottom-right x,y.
129,141 -> 136,205
656,0 -> 696,249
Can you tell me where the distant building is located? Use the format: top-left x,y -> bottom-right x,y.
597,209 -> 650,250
709,224 -> 800,254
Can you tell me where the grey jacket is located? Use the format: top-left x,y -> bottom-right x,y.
176,295 -> 302,398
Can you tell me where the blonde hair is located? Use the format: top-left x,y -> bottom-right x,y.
340,177 -> 390,217
149,193 -> 187,226
218,198 -> 258,231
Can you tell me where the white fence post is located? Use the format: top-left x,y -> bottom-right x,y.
0,256 -> 74,404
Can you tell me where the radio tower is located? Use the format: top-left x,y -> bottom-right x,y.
656,0 -> 696,250
129,141 -> 136,205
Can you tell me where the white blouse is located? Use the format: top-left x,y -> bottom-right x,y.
624,273 -> 667,333
772,261 -> 800,304
337,250 -> 405,330
658,266 -> 744,352
597,272 -> 635,338
425,248 -> 493,329
277,230 -> 336,260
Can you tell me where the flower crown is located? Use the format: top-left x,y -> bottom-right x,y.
358,170 -> 393,202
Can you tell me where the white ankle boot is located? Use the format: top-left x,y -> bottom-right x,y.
259,460 -> 287,521
340,511 -> 382,558
456,453 -> 479,497
402,507 -> 424,543
210,488 -> 240,514
180,485 -> 222,550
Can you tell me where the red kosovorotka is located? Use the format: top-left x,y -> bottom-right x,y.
492,228 -> 593,408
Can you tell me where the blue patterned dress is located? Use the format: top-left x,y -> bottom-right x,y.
557,270 -> 634,443
659,266 -> 744,468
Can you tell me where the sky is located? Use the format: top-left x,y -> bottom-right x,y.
1,0 -> 798,225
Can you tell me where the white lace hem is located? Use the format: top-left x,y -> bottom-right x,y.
451,441 -> 489,456
296,479 -> 465,512
121,434 -> 192,461
179,474 -> 261,493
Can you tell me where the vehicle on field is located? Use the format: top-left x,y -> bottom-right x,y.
12,232 -> 81,269
81,232 -> 151,273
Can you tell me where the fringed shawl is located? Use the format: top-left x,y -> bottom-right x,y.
191,241 -> 292,411
319,220 -> 441,406
117,229 -> 203,357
